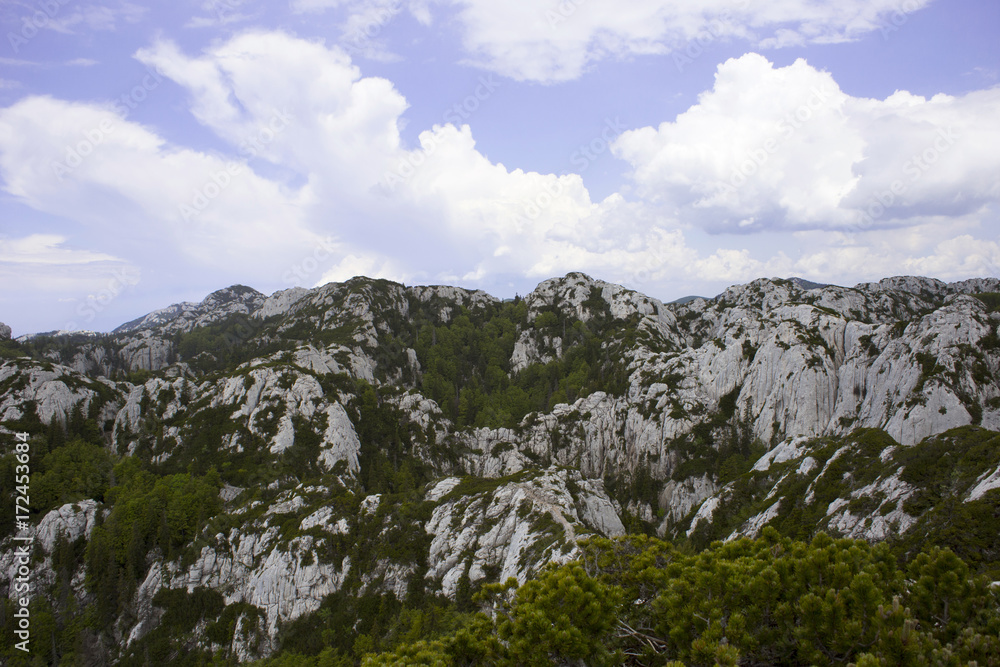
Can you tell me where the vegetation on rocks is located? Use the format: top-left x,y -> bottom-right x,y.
1,273 -> 999,665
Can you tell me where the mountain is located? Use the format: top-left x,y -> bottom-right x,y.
788,276 -> 831,291
1,273 -> 999,664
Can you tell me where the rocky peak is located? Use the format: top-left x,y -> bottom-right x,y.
525,272 -> 671,325
201,284 -> 264,309
256,287 -> 310,320
950,277 -> 1000,295
716,277 -> 805,314
408,284 -> 501,324
0,322 -> 10,340
409,284 -> 499,308
788,277 -> 829,291
871,275 -> 949,298
114,285 -> 265,336
524,272 -> 603,314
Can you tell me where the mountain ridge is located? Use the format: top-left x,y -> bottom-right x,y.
15,271 -> 995,340
1,271 -> 998,663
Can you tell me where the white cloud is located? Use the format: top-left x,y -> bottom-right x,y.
783,226 -> 1000,284
0,31 -> 417,295
126,31 -> 687,291
0,234 -> 142,332
1,30 -> 996,325
338,0 -> 405,61
430,0 -> 931,83
901,233 -> 1000,278
135,31 -> 408,190
0,234 -> 121,265
314,252 -> 410,285
0,94 -> 319,277
289,0 -> 349,13
45,2 -> 148,34
613,53 -> 1000,233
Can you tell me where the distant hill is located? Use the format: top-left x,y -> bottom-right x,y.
669,294 -> 707,305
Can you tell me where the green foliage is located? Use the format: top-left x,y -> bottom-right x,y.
972,292 -> 1000,313
30,438 -> 114,514
407,296 -> 630,430
116,586 -> 231,665
669,391 -> 762,491
361,532 -> 1000,666
0,336 -> 29,359
255,647 -> 353,667
172,311 -> 285,374
157,586 -> 225,631
138,398 -> 275,487
84,461 -> 222,626
363,563 -> 621,667
914,351 -> 944,393
349,380 -> 434,495
891,428 -> 1000,572
494,563 -> 622,665
761,429 -> 896,541
362,639 -> 452,667
271,589 -> 471,663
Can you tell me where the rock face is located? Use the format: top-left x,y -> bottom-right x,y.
112,357 -> 362,474
35,500 -> 104,553
114,285 -> 266,336
0,322 -> 11,340
1,272 -> 999,663
424,468 -> 624,598
0,360 -> 119,425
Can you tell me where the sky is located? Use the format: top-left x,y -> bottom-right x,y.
0,0 -> 998,336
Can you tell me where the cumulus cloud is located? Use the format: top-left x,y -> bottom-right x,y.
136,31 -> 408,192
784,226 -> 1000,284
0,93 -> 320,284
1,29 -> 997,327
613,53 -> 1000,234
616,222 -> 1000,293
314,252 -> 410,286
2,31 -> 609,295
133,31 -> 656,288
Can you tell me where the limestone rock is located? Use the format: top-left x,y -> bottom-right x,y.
423,467 -> 621,598
256,287 -> 309,319
115,285 -> 265,336
0,360 -> 122,425
35,500 -> 103,554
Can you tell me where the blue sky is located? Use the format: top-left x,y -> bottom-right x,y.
1,0 -> 998,335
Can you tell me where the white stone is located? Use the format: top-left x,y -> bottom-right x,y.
968,465 -> 1000,502
35,500 -> 102,554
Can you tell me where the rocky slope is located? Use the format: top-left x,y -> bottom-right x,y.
1,272 -> 998,663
